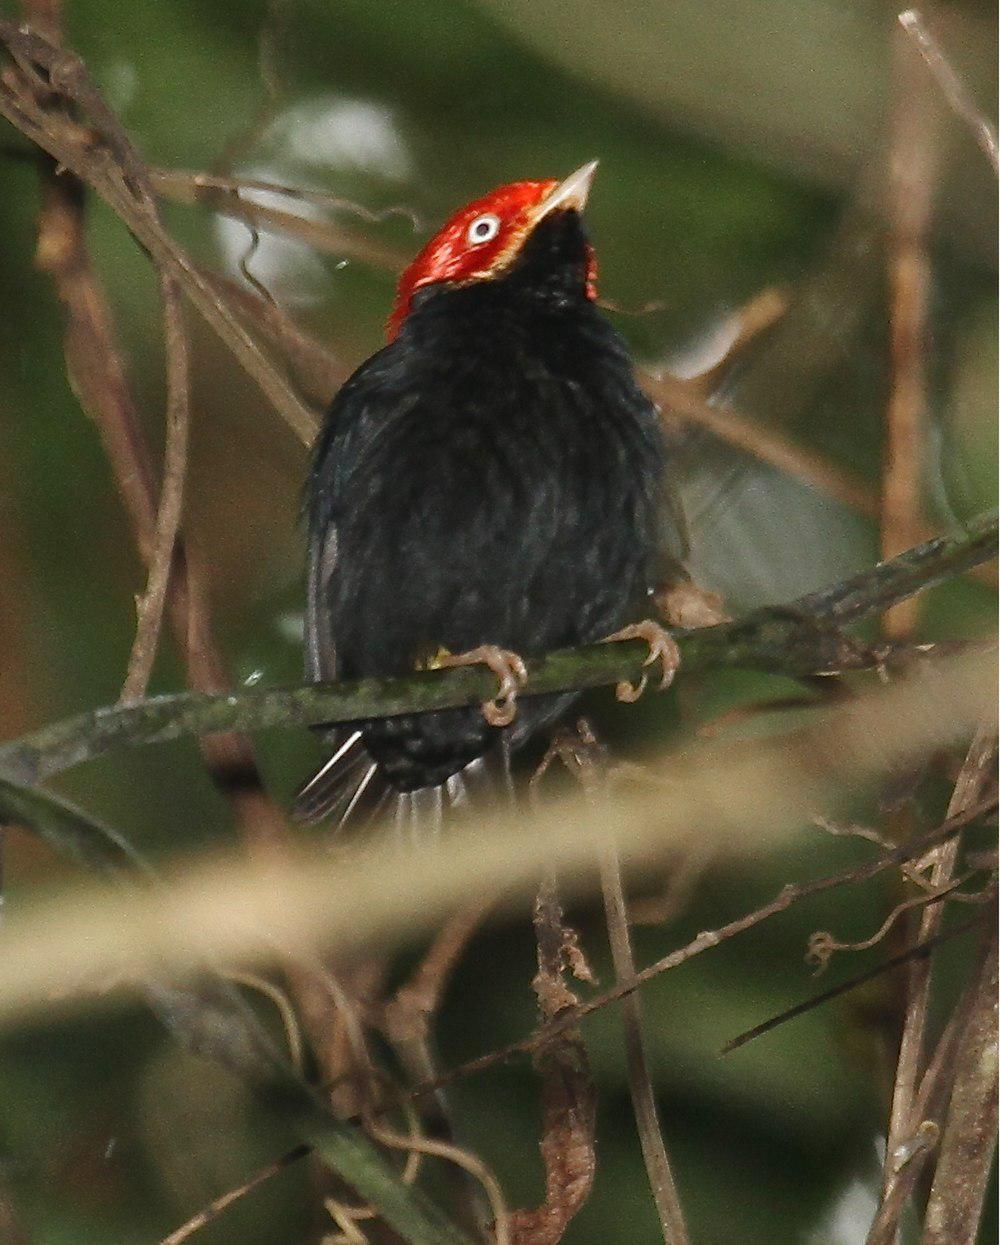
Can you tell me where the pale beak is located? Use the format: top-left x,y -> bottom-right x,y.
533,159 -> 599,222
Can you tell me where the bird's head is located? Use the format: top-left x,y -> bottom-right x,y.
387,160 -> 599,340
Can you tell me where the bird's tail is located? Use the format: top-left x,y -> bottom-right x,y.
292,730 -> 508,838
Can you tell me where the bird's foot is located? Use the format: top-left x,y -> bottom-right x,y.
601,620 -> 680,702
432,645 -> 528,727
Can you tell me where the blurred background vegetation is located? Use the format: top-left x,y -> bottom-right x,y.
0,0 -> 996,1241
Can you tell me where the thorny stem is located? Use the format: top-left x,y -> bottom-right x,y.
0,515 -> 994,787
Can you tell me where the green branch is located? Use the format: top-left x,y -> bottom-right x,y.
0,515 -> 994,787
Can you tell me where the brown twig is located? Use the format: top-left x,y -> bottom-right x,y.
381,899 -> 496,1236
865,916 -> 997,1244
387,898 -> 496,1044
12,2 -> 293,865
365,1117 -> 510,1245
627,844 -> 713,927
805,872 -> 980,974
597,835 -> 688,1244
674,287 -> 791,393
0,22 -> 319,445
118,271 -> 190,701
200,267 -> 347,403
19,0 -> 187,712
151,167 -> 411,270
159,1143 -> 311,1245
872,35 -> 944,1239
152,167 -> 422,229
919,918 -> 998,1244
881,23 -> 937,639
879,724 -> 997,1235
561,724 -> 689,1245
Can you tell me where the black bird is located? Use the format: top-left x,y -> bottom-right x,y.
296,162 -> 686,829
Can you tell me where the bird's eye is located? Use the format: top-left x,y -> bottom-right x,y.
466,213 -> 501,246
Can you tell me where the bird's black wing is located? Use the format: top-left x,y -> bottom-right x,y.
296,352 -> 405,823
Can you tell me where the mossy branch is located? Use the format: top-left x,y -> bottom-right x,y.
0,514 -> 994,787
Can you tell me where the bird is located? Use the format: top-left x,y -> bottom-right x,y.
295,161 -> 688,832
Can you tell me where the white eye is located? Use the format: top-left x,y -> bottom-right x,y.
466,213 -> 501,245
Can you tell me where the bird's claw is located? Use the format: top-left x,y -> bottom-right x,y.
434,645 -> 528,727
602,620 -> 680,702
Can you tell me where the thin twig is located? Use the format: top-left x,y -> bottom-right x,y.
881,20 -> 937,639
599,839 -> 689,1243
919,919 -> 998,1244
151,167 -> 410,270
805,872 -> 980,974
200,267 -> 346,402
159,1143 -> 311,1245
151,167 -> 423,229
722,912 -> 989,1056
119,270 -> 190,701
0,21 -> 319,445
388,898 -> 496,1033
21,0 -> 181,712
866,919 -> 997,1244
879,723 -> 997,1233
6,17 -> 429,1235
381,900 -> 496,1236
564,725 -> 689,1244
367,1119 -> 511,1245
419,793 -> 995,1095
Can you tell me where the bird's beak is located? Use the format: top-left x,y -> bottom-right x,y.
532,159 -> 599,224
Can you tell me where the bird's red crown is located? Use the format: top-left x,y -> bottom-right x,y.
388,162 -> 599,340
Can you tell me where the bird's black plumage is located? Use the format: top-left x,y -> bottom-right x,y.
298,208 -> 685,818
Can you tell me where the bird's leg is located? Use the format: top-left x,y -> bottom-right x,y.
654,579 -> 730,628
430,645 -> 528,727
601,620 -> 680,703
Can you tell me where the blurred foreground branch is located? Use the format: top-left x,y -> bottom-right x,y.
0,514 -> 993,786
0,644 -> 992,1030
427,795 -> 994,1092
